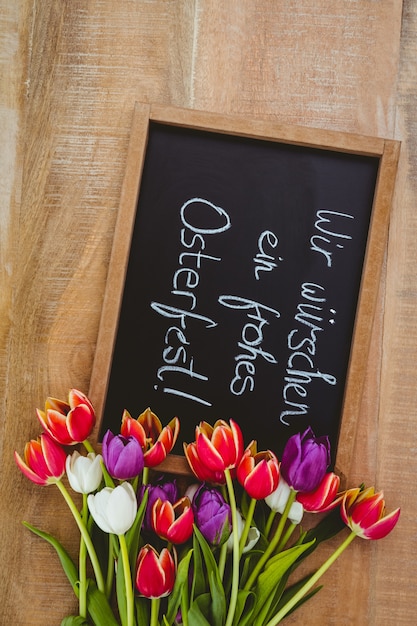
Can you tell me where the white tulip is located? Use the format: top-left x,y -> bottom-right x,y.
265,478 -> 304,524
87,482 -> 138,535
66,451 -> 103,494
227,509 -> 260,553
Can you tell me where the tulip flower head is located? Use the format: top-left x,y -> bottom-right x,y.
135,545 -> 176,598
297,471 -> 342,513
87,482 -> 138,535
66,451 -> 103,494
184,419 -> 244,482
265,478 -> 304,524
152,496 -> 194,544
121,408 -> 180,467
226,508 -> 260,553
139,479 -> 178,531
280,427 -> 330,493
102,430 -> 144,480
191,484 -> 232,546
237,441 -> 280,499
341,486 -> 400,540
15,433 -> 66,485
36,389 -> 96,445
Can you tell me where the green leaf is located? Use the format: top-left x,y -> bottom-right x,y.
251,541 -> 315,622
23,521 -> 78,590
165,548 -> 193,624
191,530 -> 206,600
60,617 -> 89,626
193,526 -> 226,623
86,581 -> 119,626
135,596 -> 150,625
187,594 -> 213,626
231,589 -> 255,626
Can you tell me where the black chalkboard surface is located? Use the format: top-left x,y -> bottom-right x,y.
89,103 -> 400,476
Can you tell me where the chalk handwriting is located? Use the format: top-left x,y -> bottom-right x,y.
280,282 -> 336,426
310,209 -> 354,267
254,230 -> 281,280
218,295 -> 280,396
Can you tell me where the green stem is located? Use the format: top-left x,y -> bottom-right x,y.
239,497 -> 257,557
181,582 -> 189,626
265,509 -> 277,539
265,531 -> 357,625
150,597 -> 160,626
142,466 -> 149,486
244,489 -> 297,591
106,533 -> 115,599
218,541 -> 228,581
78,494 -> 88,618
83,439 -> 95,454
56,480 -> 105,593
224,468 -> 240,626
275,521 -> 297,554
119,533 -> 135,626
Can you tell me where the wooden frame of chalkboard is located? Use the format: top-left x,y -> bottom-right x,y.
89,102 -> 400,480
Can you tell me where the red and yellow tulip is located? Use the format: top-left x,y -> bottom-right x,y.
121,408 -> 179,468
184,419 -> 244,482
36,389 -> 95,445
340,486 -> 400,540
14,433 -> 66,485
151,496 -> 194,544
297,471 -> 342,513
237,442 -> 280,499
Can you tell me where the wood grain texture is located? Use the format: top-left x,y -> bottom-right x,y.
1,1 -> 414,624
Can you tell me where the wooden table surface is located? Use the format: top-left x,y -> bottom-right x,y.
1,1 -> 415,624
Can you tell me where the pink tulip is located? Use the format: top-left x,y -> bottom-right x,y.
152,496 -> 194,544
340,486 -> 400,540
297,472 -> 342,512
15,433 -> 66,485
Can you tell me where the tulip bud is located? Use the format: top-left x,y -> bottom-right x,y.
139,479 -> 178,531
135,545 -> 176,598
66,451 -> 103,494
152,496 -> 194,544
87,482 -> 137,535
280,427 -> 330,493
237,442 -> 279,499
296,472 -> 341,513
121,408 -> 180,467
102,430 -> 144,480
191,484 -> 232,546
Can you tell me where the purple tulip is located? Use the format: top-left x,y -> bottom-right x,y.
280,427 -> 330,493
102,430 -> 144,480
192,484 -> 232,546
139,478 -> 178,531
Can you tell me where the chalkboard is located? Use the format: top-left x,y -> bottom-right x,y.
89,103 -> 400,477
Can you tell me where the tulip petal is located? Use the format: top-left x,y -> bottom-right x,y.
362,507 -> 401,540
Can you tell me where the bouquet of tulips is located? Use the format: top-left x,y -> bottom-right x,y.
15,389 -> 400,626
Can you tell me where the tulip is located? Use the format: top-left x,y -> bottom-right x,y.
66,451 -> 103,494
183,440 -> 226,484
237,441 -> 280,499
191,484 -> 232,546
184,419 -> 244,481
280,427 -> 330,492
120,408 -> 179,467
87,482 -> 137,535
152,496 -> 194,544
296,471 -> 342,512
36,389 -> 95,445
139,479 -> 178,531
340,486 -> 400,540
15,433 -> 66,485
135,545 -> 176,598
102,430 -> 144,480
265,478 -> 304,524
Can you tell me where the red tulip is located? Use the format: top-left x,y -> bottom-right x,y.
152,496 -> 194,544
296,472 -> 342,512
36,389 -> 95,445
184,419 -> 244,482
14,433 -> 66,485
237,441 -> 280,499
120,408 -> 179,467
183,440 -> 227,484
135,545 -> 176,598
340,486 -> 400,540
